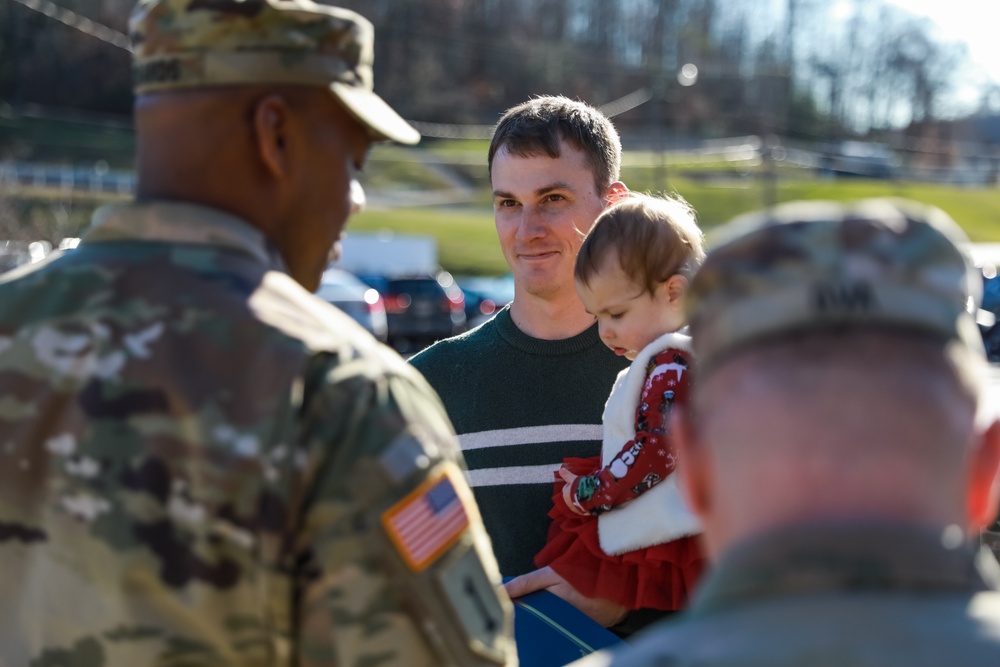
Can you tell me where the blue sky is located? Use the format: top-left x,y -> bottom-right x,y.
886,0 -> 1000,107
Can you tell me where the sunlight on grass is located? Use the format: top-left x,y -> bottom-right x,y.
349,175 -> 1000,276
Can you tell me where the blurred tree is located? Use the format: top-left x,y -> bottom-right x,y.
0,0 -> 984,142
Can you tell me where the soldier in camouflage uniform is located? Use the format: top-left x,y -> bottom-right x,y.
572,198 -> 1000,666
0,1 -> 516,665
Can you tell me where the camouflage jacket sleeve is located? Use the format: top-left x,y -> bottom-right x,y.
289,350 -> 516,667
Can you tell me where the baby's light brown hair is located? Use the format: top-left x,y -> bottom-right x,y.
575,192 -> 706,295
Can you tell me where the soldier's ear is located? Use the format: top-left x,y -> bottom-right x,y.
968,418 -> 1000,532
252,94 -> 295,180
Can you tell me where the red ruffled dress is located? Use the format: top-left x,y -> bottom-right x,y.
533,347 -> 706,611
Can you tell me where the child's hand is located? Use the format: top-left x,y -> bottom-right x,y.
558,467 -> 590,516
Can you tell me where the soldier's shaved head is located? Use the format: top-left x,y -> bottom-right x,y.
682,329 -> 983,557
135,85 -> 368,291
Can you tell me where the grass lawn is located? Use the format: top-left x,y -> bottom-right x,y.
5,132 -> 999,276
352,173 -> 1000,275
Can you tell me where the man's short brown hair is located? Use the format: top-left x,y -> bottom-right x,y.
487,95 -> 621,193
575,192 -> 705,295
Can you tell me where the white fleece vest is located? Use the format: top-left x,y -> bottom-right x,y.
597,332 -> 702,556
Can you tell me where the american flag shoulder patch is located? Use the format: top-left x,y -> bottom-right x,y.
382,467 -> 471,572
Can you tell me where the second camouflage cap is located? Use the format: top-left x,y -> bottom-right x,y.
686,197 -> 985,371
129,0 -> 419,145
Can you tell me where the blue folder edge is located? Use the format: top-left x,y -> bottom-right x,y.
507,583 -> 623,667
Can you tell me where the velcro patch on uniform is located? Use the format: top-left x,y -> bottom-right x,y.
382,469 -> 470,572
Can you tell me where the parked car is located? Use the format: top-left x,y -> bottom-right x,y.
818,140 -> 899,180
457,274 -> 515,328
361,272 -> 466,353
316,267 -> 388,342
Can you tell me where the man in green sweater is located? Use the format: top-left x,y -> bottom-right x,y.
410,96 -> 632,627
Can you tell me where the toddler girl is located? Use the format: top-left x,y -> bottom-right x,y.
533,192 -> 707,612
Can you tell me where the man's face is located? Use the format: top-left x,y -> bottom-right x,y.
491,141 -> 611,301
287,95 -> 370,292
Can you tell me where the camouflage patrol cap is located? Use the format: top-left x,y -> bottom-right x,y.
129,0 -> 419,144
687,197 -> 985,371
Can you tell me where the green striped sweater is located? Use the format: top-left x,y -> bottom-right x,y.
409,305 -> 629,576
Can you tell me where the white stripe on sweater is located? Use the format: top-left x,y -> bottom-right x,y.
465,464 -> 563,487
457,424 -> 602,451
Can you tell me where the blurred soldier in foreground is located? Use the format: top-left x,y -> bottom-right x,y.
0,1 -> 515,665
573,198 -> 1000,666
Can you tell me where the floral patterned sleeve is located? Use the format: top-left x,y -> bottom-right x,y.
569,348 -> 692,515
